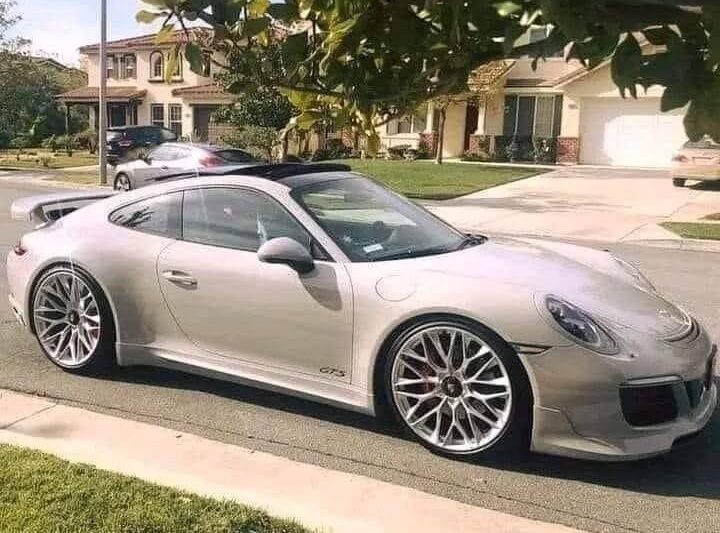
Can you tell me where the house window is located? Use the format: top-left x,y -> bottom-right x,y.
121,55 -> 136,79
151,104 -> 165,127
106,55 -> 115,79
169,104 -> 183,137
387,105 -> 429,135
503,95 -> 562,138
150,51 -> 164,79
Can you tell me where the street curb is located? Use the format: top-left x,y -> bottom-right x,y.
0,389 -> 580,533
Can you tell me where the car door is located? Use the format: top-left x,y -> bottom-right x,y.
134,145 -> 175,185
157,186 -> 354,380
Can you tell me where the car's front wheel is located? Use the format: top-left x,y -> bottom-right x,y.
31,266 -> 116,374
114,173 -> 132,192
672,178 -> 686,187
384,318 -> 531,458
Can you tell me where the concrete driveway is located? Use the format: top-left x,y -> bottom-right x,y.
429,166 -> 720,243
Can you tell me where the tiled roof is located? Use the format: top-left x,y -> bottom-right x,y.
79,28 -> 209,53
57,86 -> 147,103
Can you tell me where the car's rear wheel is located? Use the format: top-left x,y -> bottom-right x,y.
114,173 -> 132,192
31,266 -> 116,374
384,318 -> 531,458
672,178 -> 686,187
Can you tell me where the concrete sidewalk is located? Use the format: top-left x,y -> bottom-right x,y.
0,389 -> 580,533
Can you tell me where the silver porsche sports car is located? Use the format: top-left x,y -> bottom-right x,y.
7,164 -> 717,461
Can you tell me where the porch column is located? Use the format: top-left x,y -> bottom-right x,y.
468,100 -> 491,156
64,104 -> 72,135
419,102 -> 438,155
557,95 -> 580,164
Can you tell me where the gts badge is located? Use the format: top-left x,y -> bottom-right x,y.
320,367 -> 347,378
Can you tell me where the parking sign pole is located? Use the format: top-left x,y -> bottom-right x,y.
99,0 -> 108,186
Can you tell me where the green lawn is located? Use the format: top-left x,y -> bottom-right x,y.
0,149 -> 98,170
661,222 -> 720,241
341,159 -> 540,200
0,444 -> 310,533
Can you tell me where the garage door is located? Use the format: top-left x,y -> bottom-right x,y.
579,98 -> 687,167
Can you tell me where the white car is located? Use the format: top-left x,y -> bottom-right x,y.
7,164 -> 717,461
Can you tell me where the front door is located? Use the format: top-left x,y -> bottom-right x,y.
193,106 -> 217,142
157,186 -> 354,380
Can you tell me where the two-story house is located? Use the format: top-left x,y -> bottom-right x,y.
57,29 -> 234,141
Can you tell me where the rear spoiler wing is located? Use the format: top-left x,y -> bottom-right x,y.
11,191 -> 116,224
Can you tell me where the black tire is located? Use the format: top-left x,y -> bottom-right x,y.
383,317 -> 532,459
114,173 -> 132,192
673,178 -> 686,188
31,265 -> 116,375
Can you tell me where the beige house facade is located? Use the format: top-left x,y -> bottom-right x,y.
58,31 -> 234,141
379,43 -> 688,168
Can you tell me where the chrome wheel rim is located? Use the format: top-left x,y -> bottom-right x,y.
115,175 -> 130,191
391,325 -> 512,453
33,271 -> 101,367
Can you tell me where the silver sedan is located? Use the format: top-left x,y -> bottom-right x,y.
112,142 -> 258,191
7,165 -> 717,461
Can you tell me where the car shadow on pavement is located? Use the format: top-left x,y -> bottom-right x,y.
104,364 -> 720,501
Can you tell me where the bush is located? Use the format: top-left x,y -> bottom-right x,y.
75,129 -> 98,154
386,144 -> 412,160
41,135 -> 59,152
222,125 -> 276,161
311,138 -> 351,161
39,155 -> 53,168
461,150 -> 492,162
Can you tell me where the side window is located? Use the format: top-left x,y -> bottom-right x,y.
182,188 -> 313,253
150,146 -> 174,161
109,192 -> 182,238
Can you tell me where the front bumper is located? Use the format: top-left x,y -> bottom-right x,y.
523,329 -> 718,461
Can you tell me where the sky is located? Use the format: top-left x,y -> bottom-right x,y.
9,0 -> 163,65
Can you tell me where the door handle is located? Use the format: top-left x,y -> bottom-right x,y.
162,270 -> 197,288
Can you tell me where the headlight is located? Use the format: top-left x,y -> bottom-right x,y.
545,296 -> 620,355
612,256 -> 655,292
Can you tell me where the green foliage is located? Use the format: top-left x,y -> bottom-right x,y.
214,86 -> 296,130
222,124 -> 277,161
140,1 -> 720,141
311,138 -> 351,161
74,128 -> 98,154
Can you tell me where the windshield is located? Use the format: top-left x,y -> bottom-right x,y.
107,130 -> 123,141
293,177 -> 476,262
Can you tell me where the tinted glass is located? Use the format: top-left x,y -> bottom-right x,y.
107,130 -> 123,141
294,178 -> 466,262
109,192 -> 182,238
214,149 -> 256,163
125,128 -> 143,141
183,188 -> 311,252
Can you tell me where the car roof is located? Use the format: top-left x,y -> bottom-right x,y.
108,125 -> 168,131
159,142 -> 244,152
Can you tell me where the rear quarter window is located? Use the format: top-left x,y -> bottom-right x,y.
109,192 -> 183,238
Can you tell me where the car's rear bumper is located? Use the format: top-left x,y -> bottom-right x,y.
672,166 -> 720,181
522,331 -> 718,461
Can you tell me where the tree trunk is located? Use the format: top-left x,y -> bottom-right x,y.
434,107 -> 447,165
280,131 -> 289,161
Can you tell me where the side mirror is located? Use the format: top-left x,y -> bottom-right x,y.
258,237 -> 315,274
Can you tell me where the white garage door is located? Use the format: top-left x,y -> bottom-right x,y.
579,98 -> 687,167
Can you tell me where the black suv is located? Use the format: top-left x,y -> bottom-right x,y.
106,125 -> 177,164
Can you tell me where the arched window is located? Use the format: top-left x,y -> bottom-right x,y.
150,51 -> 164,79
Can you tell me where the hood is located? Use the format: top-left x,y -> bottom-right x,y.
399,236 -> 691,340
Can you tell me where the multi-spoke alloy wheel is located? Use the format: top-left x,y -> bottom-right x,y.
387,321 -> 527,456
32,267 -> 114,372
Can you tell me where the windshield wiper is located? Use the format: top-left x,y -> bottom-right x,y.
369,245 -> 453,262
454,233 -> 487,251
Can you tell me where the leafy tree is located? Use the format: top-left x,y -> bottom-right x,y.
140,1 -> 720,142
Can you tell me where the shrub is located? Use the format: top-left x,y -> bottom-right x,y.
461,150 -> 493,162
42,135 -> 60,152
386,144 -> 412,160
222,125 -> 277,161
75,129 -> 98,154
311,138 -> 351,161
39,155 -> 53,168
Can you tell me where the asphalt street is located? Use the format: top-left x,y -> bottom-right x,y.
0,180 -> 719,533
